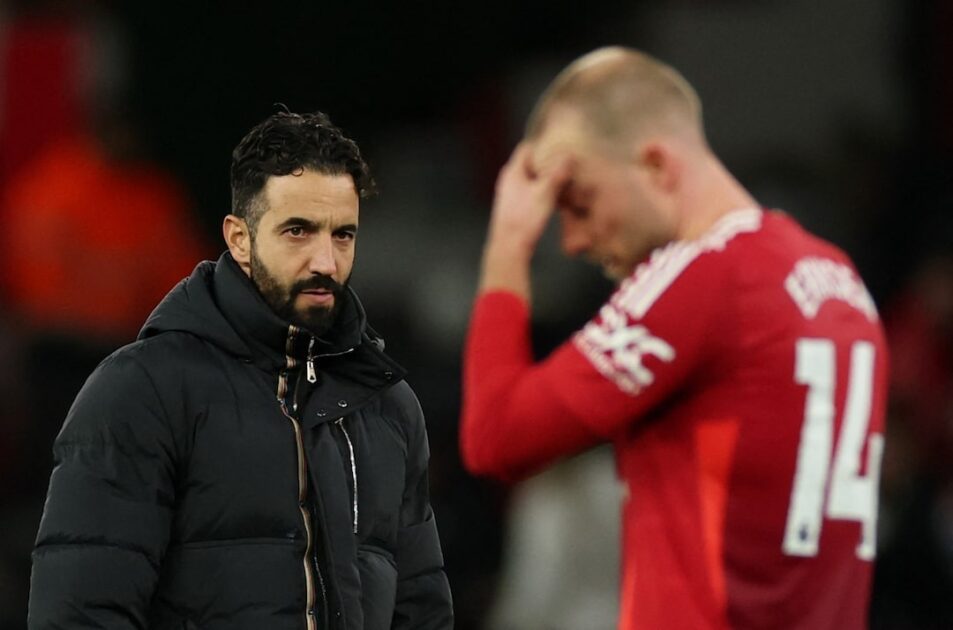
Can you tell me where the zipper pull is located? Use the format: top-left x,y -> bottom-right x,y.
306,337 -> 317,384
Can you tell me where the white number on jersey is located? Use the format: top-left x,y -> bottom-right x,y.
782,338 -> 884,560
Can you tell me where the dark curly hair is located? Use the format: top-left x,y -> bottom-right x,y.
230,110 -> 375,234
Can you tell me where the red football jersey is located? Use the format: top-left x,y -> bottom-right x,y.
461,208 -> 889,629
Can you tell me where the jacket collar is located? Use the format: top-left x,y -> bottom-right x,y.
213,252 -> 374,374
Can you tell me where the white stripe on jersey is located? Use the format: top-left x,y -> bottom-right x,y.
574,208 -> 762,395
616,207 -> 762,319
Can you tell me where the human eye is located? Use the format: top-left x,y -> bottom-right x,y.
559,203 -> 588,219
283,225 -> 307,238
333,228 -> 357,242
560,184 -> 592,219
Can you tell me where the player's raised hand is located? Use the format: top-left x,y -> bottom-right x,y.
487,142 -> 573,256
479,142 -> 573,298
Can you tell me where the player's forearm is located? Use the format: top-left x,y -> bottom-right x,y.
479,142 -> 569,299
461,292 -> 600,481
478,237 -> 535,300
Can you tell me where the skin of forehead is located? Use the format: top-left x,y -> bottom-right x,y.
262,172 -> 359,219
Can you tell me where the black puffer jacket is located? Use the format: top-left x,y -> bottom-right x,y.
28,253 -> 453,630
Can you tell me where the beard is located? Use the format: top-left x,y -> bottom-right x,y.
250,246 -> 348,337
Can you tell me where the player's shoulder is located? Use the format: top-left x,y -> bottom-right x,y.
639,206 -> 769,279
605,208 -> 873,322
734,209 -> 858,262
711,209 -> 861,285
608,207 -> 762,317
754,211 -> 879,322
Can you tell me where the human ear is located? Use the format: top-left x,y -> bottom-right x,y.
638,141 -> 679,193
223,215 -> 252,275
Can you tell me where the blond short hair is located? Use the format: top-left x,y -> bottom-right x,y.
526,47 -> 705,148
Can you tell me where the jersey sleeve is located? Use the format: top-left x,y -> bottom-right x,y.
460,241 -> 731,482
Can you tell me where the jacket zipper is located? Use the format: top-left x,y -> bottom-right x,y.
306,337 -> 317,384
278,325 -> 318,630
336,419 -> 359,534
313,553 -> 328,623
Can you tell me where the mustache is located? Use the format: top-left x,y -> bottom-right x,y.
290,274 -> 345,295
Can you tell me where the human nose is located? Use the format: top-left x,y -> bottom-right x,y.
560,215 -> 591,257
307,233 -> 337,276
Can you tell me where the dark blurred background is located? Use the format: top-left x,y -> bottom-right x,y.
1,1 -> 951,628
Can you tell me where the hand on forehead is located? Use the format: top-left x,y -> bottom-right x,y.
528,103 -> 596,168
525,138 -> 580,187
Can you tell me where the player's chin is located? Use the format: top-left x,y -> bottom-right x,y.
602,260 -> 634,283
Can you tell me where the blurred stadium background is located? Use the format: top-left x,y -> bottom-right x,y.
1,1 -> 951,628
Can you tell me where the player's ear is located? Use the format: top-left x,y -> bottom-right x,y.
223,215 -> 253,275
638,140 -> 679,193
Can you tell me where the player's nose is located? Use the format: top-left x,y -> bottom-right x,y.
560,222 -> 592,257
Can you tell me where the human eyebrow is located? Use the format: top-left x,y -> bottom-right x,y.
333,223 -> 359,235
273,217 -> 321,233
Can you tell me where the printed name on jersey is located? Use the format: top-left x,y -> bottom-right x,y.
785,257 -> 877,321
575,302 -> 676,394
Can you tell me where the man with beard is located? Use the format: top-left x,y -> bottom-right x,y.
28,111 -> 453,630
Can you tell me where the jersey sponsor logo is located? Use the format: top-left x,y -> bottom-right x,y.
575,302 -> 676,394
785,257 -> 877,321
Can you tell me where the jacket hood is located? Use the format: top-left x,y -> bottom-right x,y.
139,252 -> 379,373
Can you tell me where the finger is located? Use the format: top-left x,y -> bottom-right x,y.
499,145 -> 527,186
515,142 -> 539,179
497,142 -> 528,184
511,141 -> 532,162
496,143 -> 537,195
537,155 -> 574,197
500,142 -> 527,171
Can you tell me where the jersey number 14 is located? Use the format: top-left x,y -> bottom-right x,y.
782,338 -> 884,561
